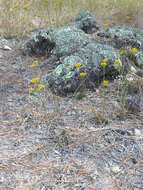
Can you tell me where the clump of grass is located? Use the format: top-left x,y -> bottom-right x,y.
90,106 -> 109,124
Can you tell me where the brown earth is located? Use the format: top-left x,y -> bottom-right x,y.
0,32 -> 143,190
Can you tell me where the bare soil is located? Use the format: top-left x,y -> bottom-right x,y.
0,37 -> 143,190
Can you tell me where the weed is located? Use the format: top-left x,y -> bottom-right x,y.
75,91 -> 87,100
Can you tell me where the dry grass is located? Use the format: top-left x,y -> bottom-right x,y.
1,0 -> 143,38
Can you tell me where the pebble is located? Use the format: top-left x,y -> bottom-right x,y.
134,129 -> 142,137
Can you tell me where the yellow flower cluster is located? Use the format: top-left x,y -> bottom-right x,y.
80,72 -> 87,77
114,59 -> 122,69
104,24 -> 109,28
29,76 -> 45,94
101,62 -> 107,67
126,16 -> 130,21
30,60 -> 39,68
114,59 -> 121,64
128,47 -> 138,56
29,87 -> 34,94
131,48 -> 138,54
29,84 -> 45,94
101,59 -> 108,67
120,47 -> 138,56
102,80 -> 108,86
75,62 -> 82,68
37,84 -> 45,91
31,77 -> 40,83
74,62 -> 87,77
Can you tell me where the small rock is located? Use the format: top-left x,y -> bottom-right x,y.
134,129 -> 141,136
111,165 -> 122,173
125,95 -> 143,113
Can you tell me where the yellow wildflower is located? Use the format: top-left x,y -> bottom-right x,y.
132,48 -> 138,54
80,72 -> 87,77
101,58 -> 108,67
33,60 -> 39,66
36,14 -> 41,17
102,80 -> 108,86
101,62 -> 107,67
29,87 -> 34,94
114,63 -> 120,69
142,54 -> 143,57
31,77 -> 40,83
104,24 -> 109,28
114,59 -> 121,65
114,59 -> 122,69
102,59 -> 108,63
120,51 -> 125,55
128,49 -> 133,56
30,64 -> 35,68
9,8 -> 13,12
126,16 -> 130,21
37,84 -> 45,91
75,62 -> 82,68
23,5 -> 30,11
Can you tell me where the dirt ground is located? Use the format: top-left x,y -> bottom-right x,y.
0,34 -> 143,190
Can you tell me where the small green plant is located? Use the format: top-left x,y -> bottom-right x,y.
75,91 -> 87,100
29,77 -> 46,109
91,106 -> 109,124
113,58 -> 128,119
100,58 -> 109,116
29,59 -> 46,109
72,62 -> 88,100
54,129 -> 69,146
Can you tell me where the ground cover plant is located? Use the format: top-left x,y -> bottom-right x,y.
0,0 -> 143,189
